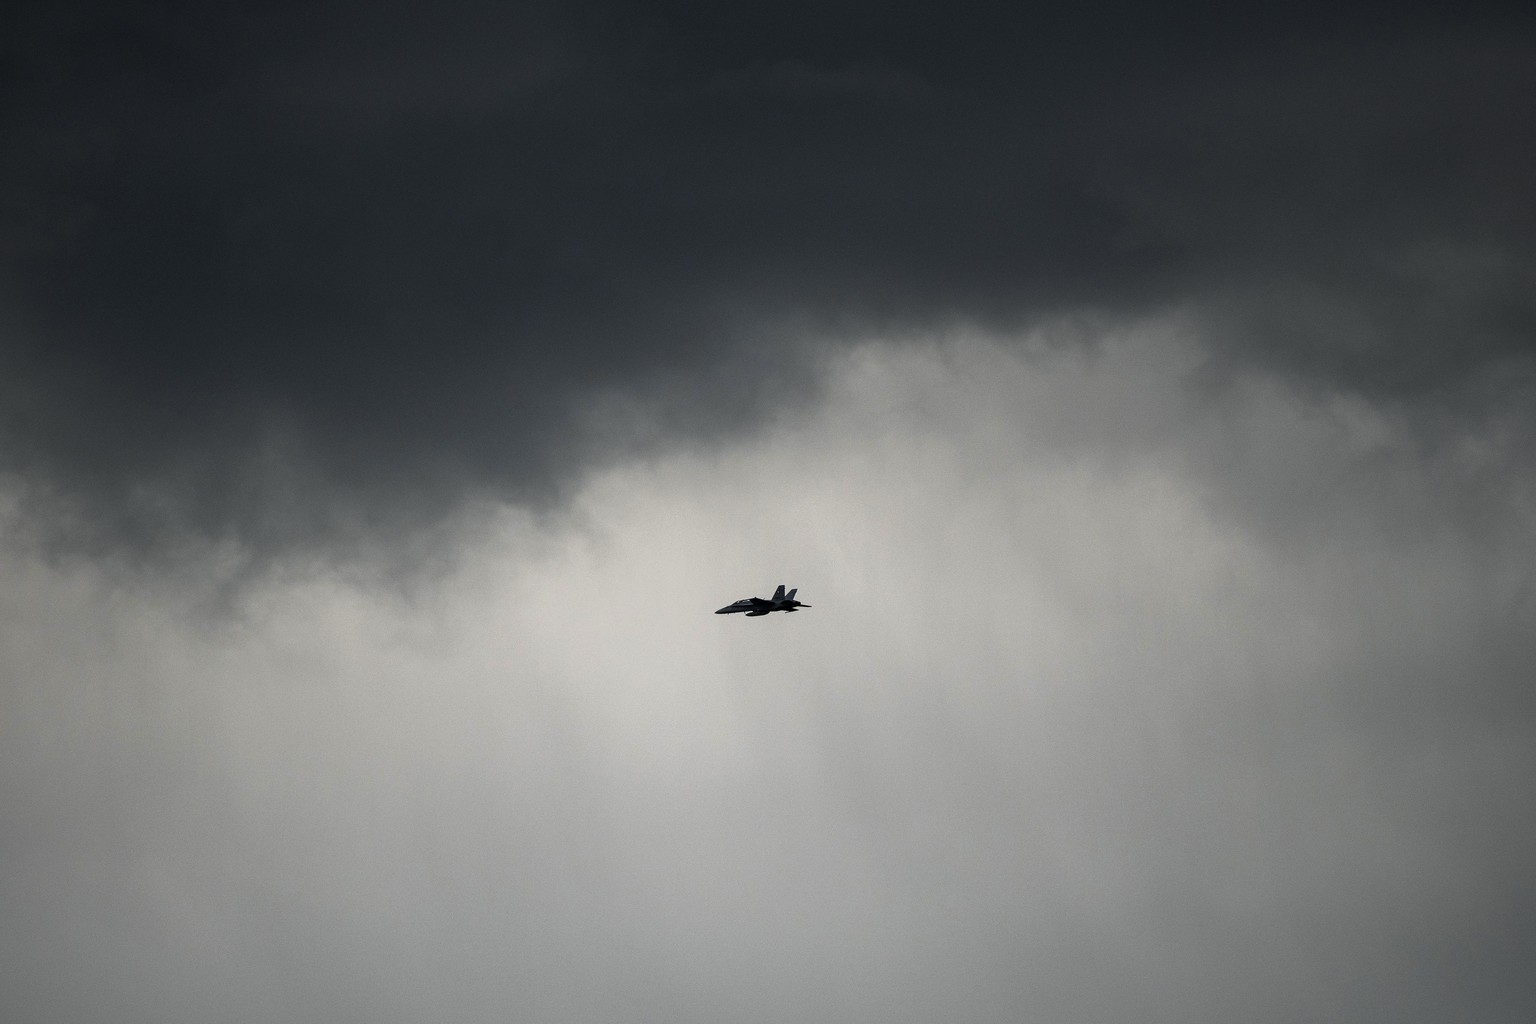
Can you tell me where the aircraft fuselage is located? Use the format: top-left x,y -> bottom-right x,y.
715,585 -> 810,615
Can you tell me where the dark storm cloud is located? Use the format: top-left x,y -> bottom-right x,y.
2,0 -> 1533,557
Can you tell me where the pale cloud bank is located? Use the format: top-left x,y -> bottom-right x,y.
3,329 -> 1531,1023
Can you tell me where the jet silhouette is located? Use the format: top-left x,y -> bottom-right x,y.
715,585 -> 811,616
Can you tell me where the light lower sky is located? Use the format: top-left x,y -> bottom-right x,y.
4,325 -> 1532,1023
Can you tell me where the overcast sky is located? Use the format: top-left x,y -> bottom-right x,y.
2,3 -> 1534,1023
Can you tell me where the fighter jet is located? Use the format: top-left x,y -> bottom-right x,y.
715,585 -> 811,616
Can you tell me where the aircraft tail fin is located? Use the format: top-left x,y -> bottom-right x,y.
772,584 -> 786,602
785,588 -> 797,601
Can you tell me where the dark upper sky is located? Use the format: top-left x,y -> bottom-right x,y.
2,0 -> 1533,558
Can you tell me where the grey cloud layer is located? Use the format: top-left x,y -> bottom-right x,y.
3,337 -> 1531,1023
3,2 -> 1532,556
